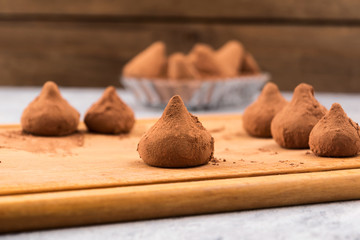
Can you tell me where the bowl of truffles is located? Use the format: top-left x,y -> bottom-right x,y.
121,40 -> 269,109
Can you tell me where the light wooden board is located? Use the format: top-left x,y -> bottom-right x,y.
1,115 -> 360,232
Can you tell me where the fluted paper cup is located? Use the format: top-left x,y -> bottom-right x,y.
121,73 -> 270,109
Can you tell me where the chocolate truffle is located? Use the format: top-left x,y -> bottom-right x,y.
123,41 -> 167,78
271,83 -> 327,149
167,52 -> 200,80
309,103 -> 360,157
216,40 -> 245,77
84,86 -> 135,134
187,44 -> 227,78
243,82 -> 287,138
21,81 -> 80,136
241,52 -> 261,74
137,95 -> 214,168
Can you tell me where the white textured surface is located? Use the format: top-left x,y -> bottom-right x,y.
1,87 -> 360,240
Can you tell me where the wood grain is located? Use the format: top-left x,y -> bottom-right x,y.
2,168 -> 360,232
0,22 -> 359,91
0,0 -> 359,21
1,115 -> 360,196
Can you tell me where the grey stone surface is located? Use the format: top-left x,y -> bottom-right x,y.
1,87 -> 360,240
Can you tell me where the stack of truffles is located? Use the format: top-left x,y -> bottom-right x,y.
123,40 -> 261,81
243,82 -> 360,157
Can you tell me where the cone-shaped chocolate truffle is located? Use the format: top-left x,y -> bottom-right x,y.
188,44 -> 227,77
167,52 -> 200,80
309,103 -> 360,157
216,40 -> 245,77
21,81 -> 80,136
123,41 -> 166,78
243,82 -> 287,138
137,95 -> 214,168
84,86 -> 135,134
271,83 -> 327,149
241,52 -> 261,74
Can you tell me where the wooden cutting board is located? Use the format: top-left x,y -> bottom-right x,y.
1,114 -> 360,233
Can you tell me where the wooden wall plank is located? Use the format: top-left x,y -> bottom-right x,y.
0,21 -> 359,92
0,0 -> 359,21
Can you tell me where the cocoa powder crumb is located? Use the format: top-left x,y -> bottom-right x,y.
305,151 -> 311,155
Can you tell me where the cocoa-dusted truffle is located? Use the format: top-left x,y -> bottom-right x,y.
84,86 -> 135,134
309,103 -> 360,157
21,81 -> 80,136
241,52 -> 261,74
137,95 -> 214,168
187,44 -> 227,78
271,83 -> 327,149
167,52 -> 200,80
216,40 -> 245,77
243,82 -> 287,138
123,41 -> 166,78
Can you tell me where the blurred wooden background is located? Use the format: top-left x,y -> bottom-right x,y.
0,0 -> 359,92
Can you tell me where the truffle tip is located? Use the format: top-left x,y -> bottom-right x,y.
162,95 -> 188,117
104,86 -> 117,95
168,95 -> 185,105
41,81 -> 61,98
262,82 -> 280,94
294,83 -> 314,96
328,103 -> 347,117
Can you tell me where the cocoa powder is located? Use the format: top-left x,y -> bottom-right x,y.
309,103 -> 360,157
21,81 -> 80,136
243,82 -> 287,138
137,95 -> 214,168
271,83 -> 327,149
84,86 -> 135,134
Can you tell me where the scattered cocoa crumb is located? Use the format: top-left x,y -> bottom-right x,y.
300,162 -> 304,164
250,161 -> 257,163
305,151 -> 311,155
209,126 -> 226,133
223,159 -> 226,162
210,157 -> 220,163
258,148 -> 270,152
233,162 -> 236,164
